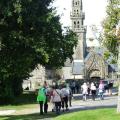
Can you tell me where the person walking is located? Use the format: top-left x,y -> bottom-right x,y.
71,81 -> 76,94
66,84 -> 73,107
81,83 -> 88,101
87,82 -> 91,98
98,81 -> 104,100
51,86 -> 62,115
50,86 -> 56,112
108,81 -> 113,95
37,86 -> 47,115
61,85 -> 69,111
90,82 -> 97,100
43,81 -> 50,113
76,82 -> 80,94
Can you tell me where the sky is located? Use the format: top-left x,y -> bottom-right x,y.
52,0 -> 108,46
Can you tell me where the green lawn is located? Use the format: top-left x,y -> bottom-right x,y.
0,112 -> 57,120
0,104 -> 37,110
54,108 -> 120,120
0,108 -> 120,120
0,91 -> 37,110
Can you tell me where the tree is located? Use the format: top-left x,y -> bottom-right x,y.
102,0 -> 120,113
0,0 -> 77,104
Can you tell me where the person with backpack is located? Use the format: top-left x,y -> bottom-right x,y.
66,84 -> 73,107
61,85 -> 69,111
37,85 -> 47,115
51,85 -> 62,115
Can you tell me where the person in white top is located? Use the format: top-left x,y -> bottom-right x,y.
98,81 -> 105,100
81,83 -> 88,101
90,82 -> 97,100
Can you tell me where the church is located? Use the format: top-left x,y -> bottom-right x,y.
62,0 -> 116,81
23,0 -> 117,90
62,0 -> 87,80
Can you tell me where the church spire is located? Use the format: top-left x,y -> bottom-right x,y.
71,0 -> 87,60
80,0 -> 83,10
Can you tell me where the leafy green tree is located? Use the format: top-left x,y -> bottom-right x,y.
0,0 -> 77,104
102,0 -> 120,113
103,0 -> 120,57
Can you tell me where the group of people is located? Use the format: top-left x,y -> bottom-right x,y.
69,81 -> 80,94
37,82 -> 72,115
36,80 -> 113,115
81,80 -> 113,101
81,82 -> 97,101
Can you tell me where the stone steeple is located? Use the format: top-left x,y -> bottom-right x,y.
71,0 -> 86,60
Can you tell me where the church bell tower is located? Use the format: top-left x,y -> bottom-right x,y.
62,0 -> 87,80
71,0 -> 87,60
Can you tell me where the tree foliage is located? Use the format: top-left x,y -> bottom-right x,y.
103,0 -> 120,113
0,0 -> 77,103
103,0 -> 120,57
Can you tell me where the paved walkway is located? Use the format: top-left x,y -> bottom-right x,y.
0,94 -> 117,116
0,110 -> 16,115
71,94 -> 117,111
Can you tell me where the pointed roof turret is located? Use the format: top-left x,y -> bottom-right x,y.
80,0 -> 83,10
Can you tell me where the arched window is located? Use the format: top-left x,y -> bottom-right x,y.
74,10 -> 76,15
74,21 -> 76,28
77,10 -> 79,14
76,2 -> 77,5
77,21 -> 79,28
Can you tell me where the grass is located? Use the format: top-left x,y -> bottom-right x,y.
0,91 -> 37,110
0,91 -> 119,120
0,108 -> 120,120
0,104 -> 37,110
0,112 -> 57,120
54,108 -> 120,120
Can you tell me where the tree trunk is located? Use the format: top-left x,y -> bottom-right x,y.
117,82 -> 120,113
117,42 -> 120,113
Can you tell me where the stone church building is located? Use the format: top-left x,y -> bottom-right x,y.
23,0 -> 116,90
62,0 -> 114,81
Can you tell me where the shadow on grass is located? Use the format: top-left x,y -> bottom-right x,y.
0,112 -> 57,120
0,106 -> 117,120
0,91 -> 37,107
12,91 -> 37,105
